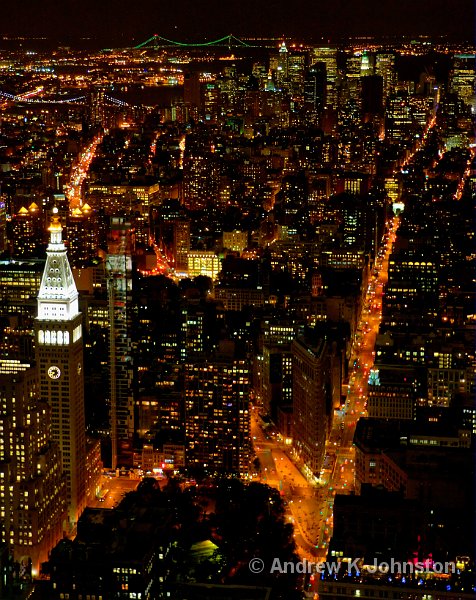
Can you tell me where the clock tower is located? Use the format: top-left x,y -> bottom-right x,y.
35,209 -> 87,526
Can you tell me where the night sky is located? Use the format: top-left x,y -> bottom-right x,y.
2,0 -> 474,44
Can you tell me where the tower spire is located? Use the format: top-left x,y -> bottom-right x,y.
37,208 -> 79,321
47,206 -> 64,246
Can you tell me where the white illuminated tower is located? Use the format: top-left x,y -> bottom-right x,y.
277,41 -> 289,88
34,209 -> 87,526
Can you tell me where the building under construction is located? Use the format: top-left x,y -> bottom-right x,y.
106,217 -> 134,469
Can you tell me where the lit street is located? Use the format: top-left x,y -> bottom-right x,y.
64,134 -> 103,208
251,215 -> 400,560
88,475 -> 139,510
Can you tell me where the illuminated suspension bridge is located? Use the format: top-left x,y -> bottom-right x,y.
0,89 -> 86,104
0,90 -> 130,107
133,33 -> 255,50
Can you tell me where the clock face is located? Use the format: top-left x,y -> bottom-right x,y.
77,362 -> 82,375
47,365 -> 61,380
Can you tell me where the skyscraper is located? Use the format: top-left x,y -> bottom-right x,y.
89,87 -> 105,128
450,54 -> 476,109
343,52 -> 362,105
183,71 -> 202,108
0,199 -> 6,253
361,75 -> 384,117
312,48 -> 338,108
34,209 -> 87,526
292,332 -> 330,481
304,63 -> 327,113
276,41 -> 289,89
261,319 -> 296,433
287,51 -> 306,94
385,93 -> 413,142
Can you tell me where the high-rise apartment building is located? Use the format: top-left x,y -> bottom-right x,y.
183,154 -> 220,211
66,204 -> 97,266
156,200 -> 191,273
382,251 -> 439,330
0,259 -> 44,313
184,343 -> 250,475
10,204 -> 43,258
0,360 -> 66,573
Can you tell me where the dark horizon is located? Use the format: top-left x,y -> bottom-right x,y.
1,0 -> 474,45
